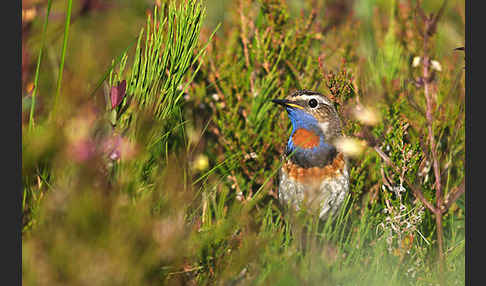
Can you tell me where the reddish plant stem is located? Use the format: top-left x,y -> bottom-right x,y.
423,35 -> 444,263
435,207 -> 445,280
443,179 -> 465,212
239,1 -> 251,69
421,6 -> 448,278
238,1 -> 256,95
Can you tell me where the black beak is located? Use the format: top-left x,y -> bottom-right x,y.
271,99 -> 290,106
271,99 -> 303,109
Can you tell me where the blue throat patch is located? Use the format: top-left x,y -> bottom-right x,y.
285,107 -> 336,167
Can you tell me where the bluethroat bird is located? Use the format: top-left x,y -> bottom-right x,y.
272,90 -> 349,220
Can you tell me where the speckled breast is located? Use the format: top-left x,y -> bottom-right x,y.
278,152 -> 349,220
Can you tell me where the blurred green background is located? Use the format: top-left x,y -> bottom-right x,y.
22,0 -> 464,285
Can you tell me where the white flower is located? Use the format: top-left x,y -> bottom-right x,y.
431,60 -> 442,71
412,56 -> 421,67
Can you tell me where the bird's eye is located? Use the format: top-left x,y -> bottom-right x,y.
308,98 -> 318,108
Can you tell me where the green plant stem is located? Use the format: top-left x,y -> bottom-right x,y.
52,0 -> 73,115
29,0 -> 53,130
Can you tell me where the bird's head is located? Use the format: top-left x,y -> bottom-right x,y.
272,90 -> 342,167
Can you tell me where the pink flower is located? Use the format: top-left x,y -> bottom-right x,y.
110,80 -> 126,109
71,140 -> 97,162
103,134 -> 122,161
103,134 -> 137,161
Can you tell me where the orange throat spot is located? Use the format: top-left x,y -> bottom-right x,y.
292,128 -> 320,149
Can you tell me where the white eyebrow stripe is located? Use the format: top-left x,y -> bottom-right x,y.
296,94 -> 332,106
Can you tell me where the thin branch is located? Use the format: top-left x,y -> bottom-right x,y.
238,0 -> 255,95
442,179 -> 465,212
420,1 -> 448,274
414,0 -> 427,21
239,1 -> 251,69
427,0 -> 448,36
373,146 -> 436,213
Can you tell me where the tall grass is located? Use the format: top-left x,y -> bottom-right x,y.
52,0 -> 72,114
28,0 -> 53,130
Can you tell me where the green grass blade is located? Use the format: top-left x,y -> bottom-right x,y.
52,0 -> 73,115
28,0 -> 53,130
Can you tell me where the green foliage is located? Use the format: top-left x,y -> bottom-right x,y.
109,1 -> 208,122
21,0 -> 465,285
